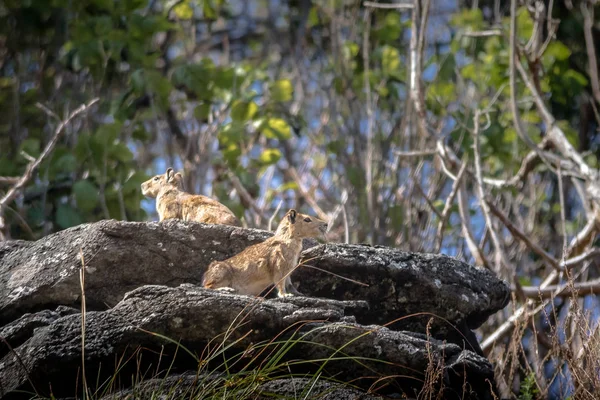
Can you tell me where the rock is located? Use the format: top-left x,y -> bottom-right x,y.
257,378 -> 384,399
295,244 -> 510,352
0,221 -> 509,342
99,374 -> 383,400
0,220 -> 269,324
0,285 -> 495,400
0,305 -> 78,359
0,220 -> 509,399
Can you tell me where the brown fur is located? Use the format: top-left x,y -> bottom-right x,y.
141,168 -> 241,227
202,209 -> 328,297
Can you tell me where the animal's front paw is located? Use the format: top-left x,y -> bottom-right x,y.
277,292 -> 295,298
287,286 -> 304,296
216,287 -> 237,294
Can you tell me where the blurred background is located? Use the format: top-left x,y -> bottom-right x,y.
1,0 -> 599,398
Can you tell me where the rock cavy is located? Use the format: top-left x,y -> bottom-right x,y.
141,167 -> 241,227
202,209 -> 327,297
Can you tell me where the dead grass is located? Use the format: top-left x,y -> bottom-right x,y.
488,272 -> 600,399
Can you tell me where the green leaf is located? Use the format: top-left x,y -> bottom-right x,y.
27,206 -> 45,227
203,0 -> 217,19
518,276 -> 533,287
194,103 -> 211,121
56,204 -> 83,229
19,138 -> 41,159
73,180 -> 99,212
51,152 -> 77,175
461,64 -> 477,81
277,181 -> 299,192
503,128 -> 517,144
131,69 -> 145,93
307,6 -> 320,28
347,166 -> 364,187
381,45 -> 401,77
521,111 -> 541,124
270,79 -> 293,102
91,0 -> 114,11
327,139 -> 344,154
213,67 -> 236,90
231,100 -> 258,122
174,1 -> 194,19
219,122 -> 245,144
123,171 -> 150,195
342,42 -> 359,62
110,142 -> 134,163
374,12 -> 403,42
564,69 -> 588,88
257,148 -> 281,166
132,126 -> 150,141
450,8 -> 484,31
544,42 -> 571,61
261,118 -> 291,140
437,54 -> 456,81
222,143 -> 241,167
516,6 -> 534,40
97,122 -> 123,145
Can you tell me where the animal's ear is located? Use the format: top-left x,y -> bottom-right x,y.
287,209 -> 297,224
169,171 -> 182,183
173,172 -> 184,188
165,168 -> 174,180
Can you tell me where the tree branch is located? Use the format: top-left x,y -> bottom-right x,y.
473,109 -> 510,272
516,278 -> 600,299
582,1 -> 600,105
485,195 -> 560,271
363,1 -> 413,9
435,159 -> 467,252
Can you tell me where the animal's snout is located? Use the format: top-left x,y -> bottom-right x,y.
319,222 -> 328,233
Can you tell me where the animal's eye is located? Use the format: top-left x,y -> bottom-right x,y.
153,177 -> 159,181
303,217 -> 312,222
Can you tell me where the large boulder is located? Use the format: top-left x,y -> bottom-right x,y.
101,374 -> 385,400
0,219 -> 510,399
0,285 -> 496,400
0,220 -> 509,338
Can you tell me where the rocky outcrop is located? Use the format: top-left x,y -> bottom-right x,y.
101,374 -> 384,400
0,219 -> 510,399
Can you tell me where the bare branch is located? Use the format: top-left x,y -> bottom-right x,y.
482,219 -> 598,353
227,170 -> 269,222
0,177 -> 20,185
457,185 -> 491,269
473,109 -> 510,272
435,159 -> 467,252
562,248 -> 600,270
413,181 -> 443,220
516,60 -> 596,181
363,1 -> 413,9
516,279 -> 600,299
283,167 -> 329,222
463,29 -> 502,37
394,149 -> 437,157
582,1 -> 600,105
268,199 -> 284,232
363,7 -> 375,242
485,195 -> 560,271
409,0 -> 430,137
509,0 -> 554,169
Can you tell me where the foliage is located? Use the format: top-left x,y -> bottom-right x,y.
2,0 -> 600,398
